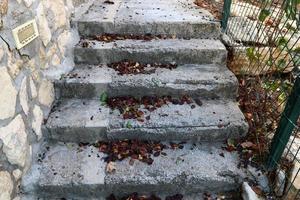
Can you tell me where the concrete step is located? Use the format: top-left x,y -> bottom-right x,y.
44,99 -> 248,143
55,64 -> 238,100
74,39 -> 227,65
21,142 -> 246,199
74,0 -> 221,39
20,193 -> 241,200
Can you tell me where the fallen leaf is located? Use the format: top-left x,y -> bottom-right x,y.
241,141 -> 254,149
106,162 -> 116,174
251,185 -> 263,196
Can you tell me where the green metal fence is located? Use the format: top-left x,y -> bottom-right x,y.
222,0 -> 300,199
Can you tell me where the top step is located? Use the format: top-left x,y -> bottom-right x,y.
74,0 -> 221,39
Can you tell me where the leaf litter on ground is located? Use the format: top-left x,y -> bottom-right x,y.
106,60 -> 177,75
106,193 -> 183,200
93,33 -> 176,43
90,140 -> 186,166
107,95 -> 197,122
221,76 -> 293,198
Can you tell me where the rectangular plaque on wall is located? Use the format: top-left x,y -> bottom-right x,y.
12,19 -> 39,50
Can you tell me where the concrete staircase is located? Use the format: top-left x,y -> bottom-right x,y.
21,0 -> 249,199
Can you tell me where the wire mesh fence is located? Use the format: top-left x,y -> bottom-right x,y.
222,0 -> 300,199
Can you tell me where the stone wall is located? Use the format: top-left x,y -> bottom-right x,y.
0,0 -> 77,199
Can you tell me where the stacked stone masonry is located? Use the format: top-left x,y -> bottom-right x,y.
0,0 -> 76,199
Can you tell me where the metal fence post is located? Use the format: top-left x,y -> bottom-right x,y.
266,76 -> 300,170
221,0 -> 232,32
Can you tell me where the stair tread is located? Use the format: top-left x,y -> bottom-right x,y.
56,64 -> 238,99
74,38 -> 227,65
45,99 -> 248,142
76,38 -> 225,51
78,0 -> 215,23
75,0 -> 220,38
22,142 -> 245,197
61,64 -> 235,84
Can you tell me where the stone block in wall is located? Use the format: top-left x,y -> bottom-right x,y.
43,0 -> 67,31
0,67 -> 17,120
38,79 -> 54,107
20,76 -> 30,115
0,41 -> 4,60
0,171 -> 13,200
29,77 -> 37,98
0,115 -> 29,167
23,0 -> 35,8
36,2 -> 52,46
8,59 -> 23,79
32,105 -> 43,140
12,169 -> 22,181
57,30 -> 71,56
46,44 -> 57,59
0,0 -> 8,15
51,54 -> 61,66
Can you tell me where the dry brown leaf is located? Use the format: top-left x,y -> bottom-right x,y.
241,141 -> 254,149
106,162 -> 116,174
251,185 -> 263,196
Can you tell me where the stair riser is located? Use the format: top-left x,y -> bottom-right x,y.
44,123 -> 248,143
77,21 -> 221,39
29,182 -> 238,199
54,82 -> 238,100
107,125 -> 248,141
43,126 -> 108,143
74,48 -> 227,65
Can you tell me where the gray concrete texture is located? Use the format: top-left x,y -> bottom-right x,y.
44,99 -> 248,143
75,0 -> 221,39
21,142 -> 246,199
74,39 -> 227,65
55,64 -> 238,100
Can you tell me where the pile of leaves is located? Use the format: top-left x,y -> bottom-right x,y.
225,76 -> 285,169
107,60 -> 177,75
94,140 -> 185,166
194,0 -> 223,20
106,95 -> 196,122
107,193 -> 183,200
202,192 -> 242,200
94,33 -> 174,43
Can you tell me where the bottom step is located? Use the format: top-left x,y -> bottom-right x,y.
20,192 -> 240,200
22,142 -> 246,199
